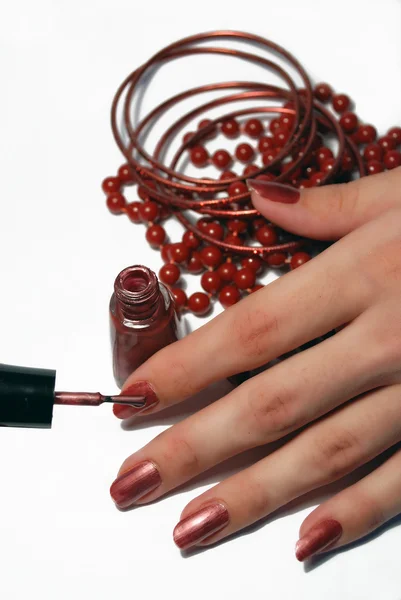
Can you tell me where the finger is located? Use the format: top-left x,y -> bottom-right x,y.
249,166 -> 401,240
114,225 -> 370,419
110,311 -> 389,509
296,445 -> 401,561
172,384 -> 401,550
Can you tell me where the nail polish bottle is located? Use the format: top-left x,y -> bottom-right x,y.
110,265 -> 182,388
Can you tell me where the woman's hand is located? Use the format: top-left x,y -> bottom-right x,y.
110,167 -> 401,561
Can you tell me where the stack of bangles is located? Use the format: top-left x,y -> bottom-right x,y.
101,31 -> 401,316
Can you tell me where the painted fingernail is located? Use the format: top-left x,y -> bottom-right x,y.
110,460 -> 162,508
173,502 -> 229,550
247,180 -> 300,204
295,519 -> 342,561
113,380 -> 159,419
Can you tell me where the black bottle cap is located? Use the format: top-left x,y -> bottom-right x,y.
0,363 -> 56,428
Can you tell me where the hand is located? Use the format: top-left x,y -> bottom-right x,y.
110,167 -> 401,561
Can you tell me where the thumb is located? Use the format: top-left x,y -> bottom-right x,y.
248,167 -> 401,240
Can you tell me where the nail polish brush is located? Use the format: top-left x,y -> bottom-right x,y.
0,363 -> 145,428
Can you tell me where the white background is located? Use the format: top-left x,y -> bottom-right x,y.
1,1 -> 401,598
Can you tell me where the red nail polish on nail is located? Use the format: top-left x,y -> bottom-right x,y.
113,380 -> 159,419
110,460 -> 161,508
295,519 -> 342,561
173,502 -> 229,550
247,180 -> 300,203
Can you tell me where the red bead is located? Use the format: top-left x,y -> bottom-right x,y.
197,217 -> 212,232
126,201 -> 142,223
139,201 -> 159,222
256,225 -> 278,246
233,267 -> 256,290
367,160 -> 384,175
316,146 -> 334,166
258,136 -> 275,153
243,164 -> 259,176
188,292 -> 210,315
187,251 -> 204,273
356,124 -> 377,144
256,173 -> 276,182
290,252 -> 311,269
309,171 -> 325,186
235,143 -> 255,163
102,176 -> 120,194
171,288 -> 187,310
266,252 -> 287,268
378,136 -> 397,152
225,234 -> 243,246
183,132 -> 195,145
200,245 -> 223,268
339,112 -> 358,133
205,222 -> 224,240
269,118 -> 281,133
159,263 -> 180,285
228,181 -> 248,196
161,244 -> 172,263
212,149 -> 232,170
219,285 -> 241,308
273,128 -> 290,146
341,150 -> 354,172
321,158 -> 336,173
159,205 -> 171,221
383,150 -> 401,170
106,192 -> 126,214
221,118 -> 240,138
250,285 -> 264,293
220,170 -> 237,180
146,224 -> 166,247
118,164 -> 135,184
332,94 -> 350,113
198,119 -> 216,139
169,242 -> 190,264
137,180 -> 157,201
314,83 -> 332,103
388,127 -> 401,144
201,271 -> 222,295
298,179 -> 312,189
227,219 -> 248,234
244,118 -> 264,138
217,261 -> 237,282
363,143 -> 383,162
253,217 -> 267,230
241,256 -> 263,273
182,230 -> 200,249
279,114 -> 295,131
262,148 -> 278,166
190,145 -> 209,167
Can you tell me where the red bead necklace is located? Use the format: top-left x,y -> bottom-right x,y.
101,31 -> 401,316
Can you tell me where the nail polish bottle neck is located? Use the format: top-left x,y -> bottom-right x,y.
114,265 -> 161,321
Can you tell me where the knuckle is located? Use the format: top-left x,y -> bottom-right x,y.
354,490 -> 385,532
312,430 -> 363,483
231,306 -> 279,360
247,385 -> 300,440
333,181 -> 360,218
161,431 -> 201,479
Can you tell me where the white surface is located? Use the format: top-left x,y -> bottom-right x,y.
1,1 -> 401,599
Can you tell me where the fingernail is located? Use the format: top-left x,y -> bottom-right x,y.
247,180 -> 300,204
113,380 -> 159,419
173,502 -> 229,550
295,519 -> 342,561
110,460 -> 162,508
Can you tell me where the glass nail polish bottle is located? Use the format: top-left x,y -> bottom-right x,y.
110,265 -> 182,388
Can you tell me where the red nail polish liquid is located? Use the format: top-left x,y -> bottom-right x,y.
110,265 -> 182,388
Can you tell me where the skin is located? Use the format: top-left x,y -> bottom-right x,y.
112,167 -> 401,558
